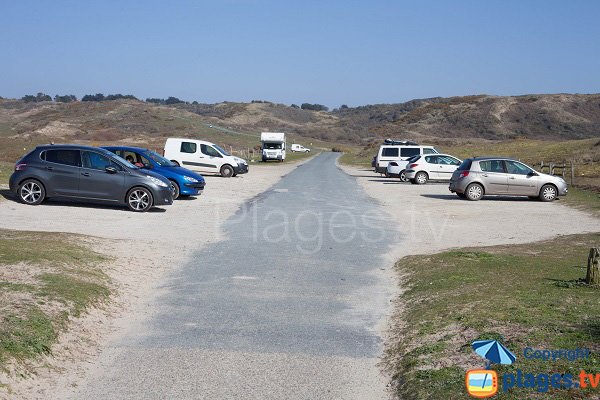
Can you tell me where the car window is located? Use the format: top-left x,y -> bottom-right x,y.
381,147 -> 399,157
479,160 -> 506,173
457,159 -> 472,171
423,148 -> 437,155
44,149 -> 81,167
201,144 -> 223,158
425,155 -> 438,164
263,143 -> 282,149
400,148 -> 420,157
438,156 -> 460,165
505,160 -> 533,175
82,151 -> 119,171
180,142 -> 197,153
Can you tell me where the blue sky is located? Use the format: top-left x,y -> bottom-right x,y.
1,0 -> 599,107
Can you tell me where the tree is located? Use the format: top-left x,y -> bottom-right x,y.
22,95 -> 37,102
82,93 -> 105,101
290,104 -> 299,108
192,101 -> 199,105
165,96 -> 184,105
36,92 -> 52,102
146,98 -> 165,104
54,94 -> 77,103
301,103 -> 329,112
586,247 -> 600,285
340,104 -> 349,109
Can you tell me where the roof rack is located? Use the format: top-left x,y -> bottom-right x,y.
383,139 -> 419,146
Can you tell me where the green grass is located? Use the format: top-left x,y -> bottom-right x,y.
388,233 -> 600,399
0,230 -> 111,372
563,187 -> 600,217
0,161 -> 12,185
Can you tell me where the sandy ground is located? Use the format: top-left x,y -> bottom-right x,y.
340,166 -> 600,264
0,161 -> 301,399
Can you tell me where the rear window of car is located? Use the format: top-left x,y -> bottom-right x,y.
43,149 -> 81,167
401,148 -> 420,157
479,160 -> 506,173
180,142 -> 197,153
381,147 -> 399,157
457,159 -> 472,171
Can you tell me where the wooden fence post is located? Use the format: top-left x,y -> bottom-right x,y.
570,160 -> 575,186
586,247 -> 600,285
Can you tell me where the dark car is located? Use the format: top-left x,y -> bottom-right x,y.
102,146 -> 205,199
9,144 -> 173,212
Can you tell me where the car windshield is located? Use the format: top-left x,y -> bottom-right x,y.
213,144 -> 230,156
144,150 -> 176,167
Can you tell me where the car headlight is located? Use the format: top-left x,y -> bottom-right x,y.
146,175 -> 168,188
183,176 -> 199,183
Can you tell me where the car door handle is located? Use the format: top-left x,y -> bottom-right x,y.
45,166 -> 53,171
509,176 -> 516,180
81,172 -> 90,177
482,174 -> 488,177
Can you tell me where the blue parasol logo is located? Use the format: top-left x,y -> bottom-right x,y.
471,340 -> 516,369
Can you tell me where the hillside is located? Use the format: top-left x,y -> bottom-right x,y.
176,94 -> 600,142
1,93 -> 600,163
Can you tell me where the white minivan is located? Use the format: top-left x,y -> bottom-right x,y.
375,143 -> 439,175
164,138 -> 249,177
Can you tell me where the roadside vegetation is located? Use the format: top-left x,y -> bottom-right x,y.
0,229 -> 111,378
0,161 -> 12,185
386,233 -> 600,399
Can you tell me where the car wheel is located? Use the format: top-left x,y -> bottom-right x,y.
170,180 -> 180,200
456,193 -> 467,199
171,160 -> 180,166
18,179 -> 45,205
410,179 -> 418,184
539,184 -> 557,202
465,183 -> 484,201
399,170 -> 408,182
127,187 -> 153,212
220,165 -> 234,178
415,172 -> 428,185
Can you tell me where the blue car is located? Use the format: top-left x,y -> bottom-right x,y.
103,146 -> 205,199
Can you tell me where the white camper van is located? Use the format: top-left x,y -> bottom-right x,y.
163,138 -> 249,177
261,132 -> 286,162
291,144 -> 311,153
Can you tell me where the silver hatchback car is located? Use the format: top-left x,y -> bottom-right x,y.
449,157 -> 568,201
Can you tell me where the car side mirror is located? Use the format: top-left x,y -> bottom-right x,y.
105,166 -> 118,174
528,171 -> 538,176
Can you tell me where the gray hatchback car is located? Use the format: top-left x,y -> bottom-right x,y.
449,157 -> 568,201
9,144 -> 174,212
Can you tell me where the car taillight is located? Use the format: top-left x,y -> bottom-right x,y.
15,163 -> 27,171
459,171 -> 470,178
409,163 -> 418,168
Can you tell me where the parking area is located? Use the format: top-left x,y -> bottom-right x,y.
340,166 -> 600,264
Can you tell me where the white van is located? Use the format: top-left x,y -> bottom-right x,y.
164,138 -> 248,177
374,143 -> 439,174
291,144 -> 311,153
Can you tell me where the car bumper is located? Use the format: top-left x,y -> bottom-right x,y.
234,164 -> 249,174
557,182 -> 568,196
9,172 -> 19,193
154,187 -> 174,206
404,169 -> 416,179
449,179 -> 468,193
181,181 -> 205,195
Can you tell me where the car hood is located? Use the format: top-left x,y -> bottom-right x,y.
141,166 -> 205,182
130,168 -> 172,186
